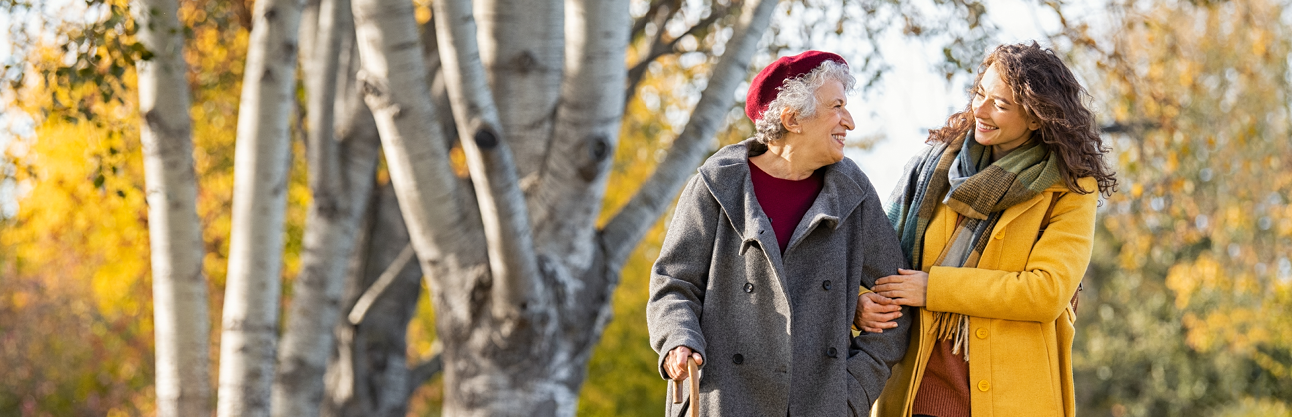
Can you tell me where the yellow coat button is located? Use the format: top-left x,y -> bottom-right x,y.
978,380 -> 991,392
976,328 -> 988,339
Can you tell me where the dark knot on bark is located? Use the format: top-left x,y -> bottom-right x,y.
578,134 -> 611,182
474,127 -> 499,150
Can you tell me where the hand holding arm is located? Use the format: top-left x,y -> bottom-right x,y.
853,291 -> 902,333
873,268 -> 929,307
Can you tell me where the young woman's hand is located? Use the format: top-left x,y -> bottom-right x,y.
874,268 -> 929,307
854,291 -> 902,333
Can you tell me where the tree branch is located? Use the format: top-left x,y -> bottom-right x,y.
419,16 -> 459,151
351,0 -> 482,292
347,243 -> 415,325
625,0 -> 681,100
624,4 -> 733,104
629,0 -> 675,45
600,0 -> 777,270
433,0 -> 543,320
303,0 -> 346,210
272,0 -> 375,415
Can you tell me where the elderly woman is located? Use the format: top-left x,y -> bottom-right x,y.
856,42 -> 1118,417
647,51 -> 910,416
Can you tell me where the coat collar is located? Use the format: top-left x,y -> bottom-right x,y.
697,139 -> 868,256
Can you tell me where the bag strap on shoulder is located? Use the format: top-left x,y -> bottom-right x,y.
1036,192 -> 1082,315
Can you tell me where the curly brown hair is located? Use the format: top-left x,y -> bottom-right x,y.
928,42 -> 1117,197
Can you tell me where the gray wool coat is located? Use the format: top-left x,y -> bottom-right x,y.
647,139 -> 912,417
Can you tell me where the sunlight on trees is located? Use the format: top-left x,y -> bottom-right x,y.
4,0 -> 1292,415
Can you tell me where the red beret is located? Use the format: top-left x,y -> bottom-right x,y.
745,50 -> 848,122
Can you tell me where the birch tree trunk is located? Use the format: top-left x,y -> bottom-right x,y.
346,0 -> 777,414
271,0 -> 382,413
528,0 -> 631,278
323,183 -> 428,417
132,0 -> 210,415
217,0 -> 304,414
475,0 -> 563,179
348,6 -> 495,414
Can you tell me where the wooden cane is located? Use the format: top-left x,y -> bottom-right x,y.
687,357 -> 699,417
670,356 -> 700,417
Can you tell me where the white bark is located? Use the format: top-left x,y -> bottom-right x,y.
338,0 -> 779,414
601,0 -> 778,269
132,0 -> 210,415
433,0 -> 542,321
529,0 -> 631,276
350,0 -> 489,335
217,0 -> 304,414
349,17 -> 499,408
474,0 -> 563,178
272,0 -> 381,414
300,0 -> 320,66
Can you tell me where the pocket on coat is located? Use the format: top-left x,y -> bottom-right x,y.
992,321 -> 1061,416
846,370 -> 870,417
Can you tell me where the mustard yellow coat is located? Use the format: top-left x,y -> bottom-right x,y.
872,177 -> 1098,417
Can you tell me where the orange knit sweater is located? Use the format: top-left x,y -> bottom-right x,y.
911,340 -> 970,417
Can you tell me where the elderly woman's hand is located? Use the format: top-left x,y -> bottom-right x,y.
854,291 -> 902,333
873,268 -> 929,307
665,346 -> 704,381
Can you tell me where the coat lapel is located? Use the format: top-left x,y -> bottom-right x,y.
785,164 -> 865,253
699,139 -> 871,308
697,140 -> 784,267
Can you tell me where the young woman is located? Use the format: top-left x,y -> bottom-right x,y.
854,42 -> 1117,417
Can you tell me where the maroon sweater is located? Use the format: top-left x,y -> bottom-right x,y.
912,340 -> 971,417
748,161 -> 823,253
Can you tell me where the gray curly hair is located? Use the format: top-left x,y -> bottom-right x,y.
754,60 -> 856,144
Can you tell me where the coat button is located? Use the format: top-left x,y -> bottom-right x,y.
826,347 -> 838,358
743,282 -> 754,293
732,354 -> 744,364
976,328 -> 988,339
822,280 -> 832,290
978,380 -> 991,392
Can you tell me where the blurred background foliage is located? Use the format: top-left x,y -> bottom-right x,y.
1,0 -> 1291,415
1065,0 -> 1292,415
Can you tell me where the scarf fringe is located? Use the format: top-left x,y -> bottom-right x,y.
930,311 -> 970,362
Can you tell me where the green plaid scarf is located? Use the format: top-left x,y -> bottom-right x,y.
886,130 -> 1061,360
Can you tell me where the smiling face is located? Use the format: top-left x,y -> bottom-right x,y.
782,79 -> 854,168
972,64 -> 1041,158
